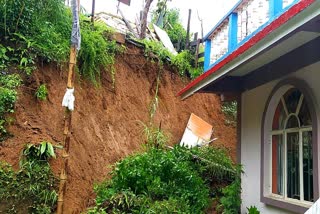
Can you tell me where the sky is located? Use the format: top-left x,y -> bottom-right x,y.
81,0 -> 238,37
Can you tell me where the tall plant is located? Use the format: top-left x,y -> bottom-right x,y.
0,142 -> 57,213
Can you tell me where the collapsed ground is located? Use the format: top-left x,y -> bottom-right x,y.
0,43 -> 236,212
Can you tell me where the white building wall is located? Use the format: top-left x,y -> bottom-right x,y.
241,62 -> 320,213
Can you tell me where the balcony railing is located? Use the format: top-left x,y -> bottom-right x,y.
204,0 -> 300,71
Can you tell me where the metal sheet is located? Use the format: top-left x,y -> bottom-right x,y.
180,113 -> 213,148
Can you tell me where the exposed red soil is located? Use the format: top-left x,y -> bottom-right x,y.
0,43 -> 236,213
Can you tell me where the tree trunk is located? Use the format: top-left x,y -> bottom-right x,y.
140,0 -> 153,39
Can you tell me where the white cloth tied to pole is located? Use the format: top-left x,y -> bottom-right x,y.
62,88 -> 75,111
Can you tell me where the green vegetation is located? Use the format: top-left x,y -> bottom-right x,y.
140,122 -> 169,149
222,101 -> 238,126
163,9 -> 187,51
172,50 -> 203,79
35,84 -> 48,101
79,19 -> 125,86
247,206 -> 260,214
218,167 -> 242,214
88,125 -> 239,214
153,7 -> 187,51
0,0 -> 122,86
0,142 -> 57,213
0,0 -> 71,73
0,74 -> 21,140
87,121 -> 241,213
142,39 -> 203,78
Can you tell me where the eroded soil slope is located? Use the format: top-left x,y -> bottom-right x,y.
0,44 -> 236,213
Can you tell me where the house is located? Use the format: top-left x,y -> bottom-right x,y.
178,0 -> 320,213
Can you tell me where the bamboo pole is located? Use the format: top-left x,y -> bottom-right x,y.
57,45 -> 77,214
57,0 -> 79,213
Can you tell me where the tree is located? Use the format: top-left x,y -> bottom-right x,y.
140,0 -> 154,39
153,8 -> 187,51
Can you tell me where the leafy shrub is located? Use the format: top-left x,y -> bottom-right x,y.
0,142 -> 57,213
0,87 -> 18,115
0,0 -> 72,74
141,39 -> 203,78
218,167 -> 242,214
171,50 -> 203,78
171,50 -> 191,76
247,206 -> 260,214
222,101 -> 237,126
0,74 -> 22,89
35,84 -> 48,101
0,0 -> 124,85
20,141 -> 56,164
191,146 -> 236,183
90,144 -> 238,213
78,19 -> 122,86
142,39 -> 174,63
0,74 -> 21,138
93,146 -> 211,213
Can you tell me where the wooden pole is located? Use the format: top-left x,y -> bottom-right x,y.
197,10 -> 204,39
185,9 -> 191,50
195,38 -> 201,68
57,0 -> 79,213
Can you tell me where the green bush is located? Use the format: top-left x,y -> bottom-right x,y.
78,19 -> 122,86
222,101 -> 237,126
0,0 -> 70,73
191,146 -> 236,183
0,0 -> 72,73
90,144 -> 237,213
0,142 -> 57,213
247,206 -> 260,214
0,74 -> 21,138
218,167 -> 242,214
0,0 -> 122,84
35,84 -> 48,101
93,147 -> 210,213
141,40 -> 203,78
171,50 -> 203,78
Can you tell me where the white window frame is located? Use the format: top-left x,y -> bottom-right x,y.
269,91 -> 313,206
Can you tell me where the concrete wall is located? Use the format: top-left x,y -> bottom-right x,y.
240,61 -> 320,213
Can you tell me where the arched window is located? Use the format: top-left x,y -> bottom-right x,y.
271,88 -> 313,202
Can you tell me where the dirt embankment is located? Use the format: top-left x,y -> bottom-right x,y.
0,43 -> 236,213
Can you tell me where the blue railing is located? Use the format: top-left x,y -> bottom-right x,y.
204,0 -> 300,71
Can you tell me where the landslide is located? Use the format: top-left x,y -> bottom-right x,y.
0,43 -> 236,213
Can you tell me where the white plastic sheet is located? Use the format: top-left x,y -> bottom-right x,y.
62,88 -> 75,111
